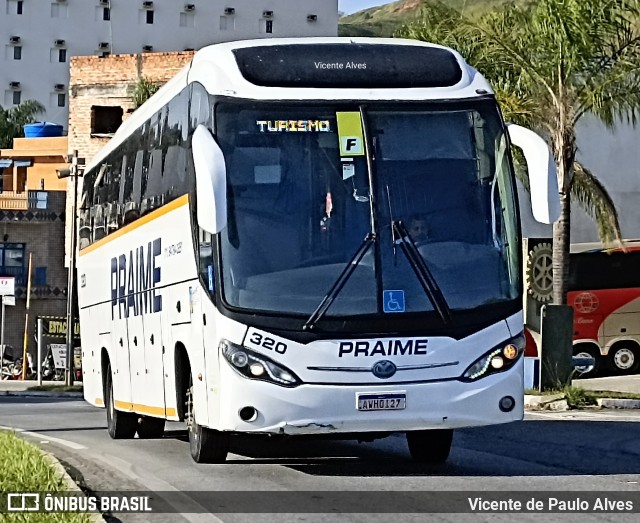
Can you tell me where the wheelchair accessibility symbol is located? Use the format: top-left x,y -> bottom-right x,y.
383,290 -> 406,313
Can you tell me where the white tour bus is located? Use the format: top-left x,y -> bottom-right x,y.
77,37 -> 559,463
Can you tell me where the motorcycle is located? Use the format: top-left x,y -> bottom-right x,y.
41,347 -> 65,381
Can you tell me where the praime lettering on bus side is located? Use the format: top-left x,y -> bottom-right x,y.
111,238 -> 162,320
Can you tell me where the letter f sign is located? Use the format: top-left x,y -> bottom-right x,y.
341,136 -> 363,155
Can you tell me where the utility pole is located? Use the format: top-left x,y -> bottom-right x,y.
57,151 -> 82,386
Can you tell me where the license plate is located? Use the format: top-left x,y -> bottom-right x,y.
356,392 -> 406,411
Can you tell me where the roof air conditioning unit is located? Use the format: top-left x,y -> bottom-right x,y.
9,36 -> 21,44
184,4 -> 195,12
142,45 -> 153,52
99,0 -> 109,5
142,1 -> 153,8
54,39 -> 66,47
56,0 -> 67,3
9,81 -> 21,89
307,14 -> 317,22
99,42 -> 110,49
262,10 -> 273,18
224,7 -> 234,15
54,84 -> 65,91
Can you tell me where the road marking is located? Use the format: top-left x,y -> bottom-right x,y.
0,425 -> 87,450
89,452 -> 224,523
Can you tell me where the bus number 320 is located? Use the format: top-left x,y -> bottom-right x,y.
248,333 -> 287,354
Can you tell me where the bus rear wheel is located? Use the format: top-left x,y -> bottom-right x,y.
105,365 -> 137,439
186,375 -> 229,463
406,429 -> 453,463
609,344 -> 639,375
136,416 -> 165,439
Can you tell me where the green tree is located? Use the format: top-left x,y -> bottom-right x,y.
0,100 -> 45,149
398,0 -> 640,304
132,77 -> 161,109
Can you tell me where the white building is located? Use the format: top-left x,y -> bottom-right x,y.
1,0 -> 338,128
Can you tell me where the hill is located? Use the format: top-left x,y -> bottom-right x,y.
338,0 -> 532,37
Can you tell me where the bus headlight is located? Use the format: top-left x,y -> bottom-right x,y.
461,334 -> 525,381
220,340 -> 301,388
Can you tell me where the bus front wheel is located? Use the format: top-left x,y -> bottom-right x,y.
406,429 -> 453,463
105,365 -> 137,439
186,376 -> 229,463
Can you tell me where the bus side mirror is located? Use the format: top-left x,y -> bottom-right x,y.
192,124 -> 227,234
507,124 -> 560,224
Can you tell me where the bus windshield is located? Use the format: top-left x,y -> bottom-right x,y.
215,100 -> 520,321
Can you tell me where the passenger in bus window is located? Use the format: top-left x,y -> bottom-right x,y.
407,215 -> 429,244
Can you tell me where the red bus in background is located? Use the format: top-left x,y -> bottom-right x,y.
524,239 -> 640,381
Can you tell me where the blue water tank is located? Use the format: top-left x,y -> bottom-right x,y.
23,122 -> 64,138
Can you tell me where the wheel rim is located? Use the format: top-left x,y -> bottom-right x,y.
574,351 -> 595,374
613,348 -> 635,370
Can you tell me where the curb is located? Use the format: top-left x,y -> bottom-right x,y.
0,391 -> 83,398
43,451 -> 104,523
597,398 -> 640,409
525,394 -> 640,411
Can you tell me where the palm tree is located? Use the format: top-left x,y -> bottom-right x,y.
0,100 -> 45,149
398,0 -> 640,304
132,77 -> 161,109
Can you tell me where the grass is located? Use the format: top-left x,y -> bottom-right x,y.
27,385 -> 83,393
0,431 -> 93,522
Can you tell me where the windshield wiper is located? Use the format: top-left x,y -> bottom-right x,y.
392,220 -> 452,325
303,233 -> 376,331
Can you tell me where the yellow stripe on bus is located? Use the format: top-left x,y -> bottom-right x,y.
114,400 -> 177,418
79,194 -> 190,256
95,397 -> 104,406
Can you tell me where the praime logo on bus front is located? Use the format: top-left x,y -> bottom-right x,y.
111,238 -> 162,320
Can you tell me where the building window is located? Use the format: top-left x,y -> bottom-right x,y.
13,46 -> 21,60
57,93 -> 66,107
91,106 -> 123,134
146,10 -> 154,24
58,49 -> 66,63
103,7 -> 110,21
266,20 -> 273,33
12,90 -> 21,105
17,1 -> 23,15
0,243 -> 25,286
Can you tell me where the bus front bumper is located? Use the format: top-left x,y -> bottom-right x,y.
213,359 -> 524,435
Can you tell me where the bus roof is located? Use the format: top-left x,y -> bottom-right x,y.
84,37 -> 493,173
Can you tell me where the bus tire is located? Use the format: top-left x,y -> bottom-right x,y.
406,429 -> 453,464
608,344 -> 639,375
186,375 -> 229,463
105,366 -> 137,439
136,416 -> 165,439
573,344 -> 600,378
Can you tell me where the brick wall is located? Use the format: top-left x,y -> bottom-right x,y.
68,51 -> 195,163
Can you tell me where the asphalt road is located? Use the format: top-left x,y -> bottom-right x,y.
1,397 -> 640,522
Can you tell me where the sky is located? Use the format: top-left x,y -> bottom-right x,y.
338,0 -> 394,15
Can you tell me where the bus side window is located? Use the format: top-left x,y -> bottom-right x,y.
142,148 -> 164,214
